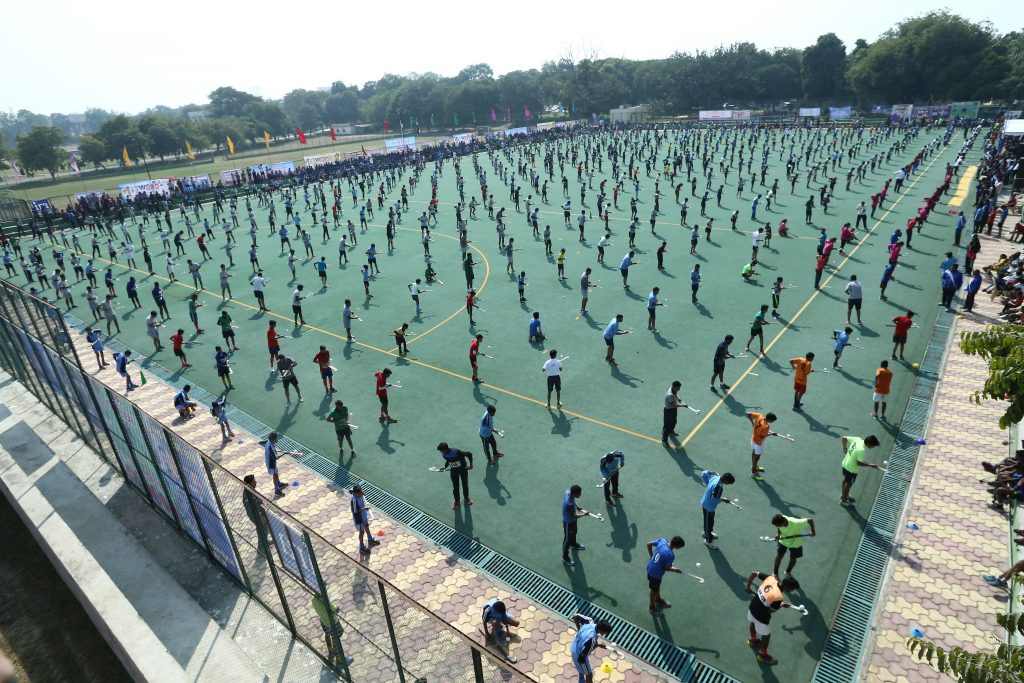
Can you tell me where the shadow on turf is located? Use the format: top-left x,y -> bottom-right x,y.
604,500 -> 638,562
376,422 -> 406,454
483,461 -> 512,506
562,557 -> 618,607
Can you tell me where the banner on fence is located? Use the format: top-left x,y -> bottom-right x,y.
248,161 -> 295,176
798,108 -> 821,117
950,101 -> 980,119
890,104 -> 914,122
30,199 -> 54,215
829,106 -> 852,120
452,132 -> 476,144
182,175 -> 211,191
118,178 -> 173,201
303,153 -> 341,168
384,136 -> 416,153
871,105 -> 890,115
912,105 -> 950,119
265,510 -> 320,591
219,169 -> 244,186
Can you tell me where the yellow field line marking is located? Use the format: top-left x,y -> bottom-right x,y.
947,166 -> 976,208
677,148 -> 949,449
44,233 -> 665,445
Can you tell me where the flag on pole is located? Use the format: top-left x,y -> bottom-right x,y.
453,112 -> 459,127
226,137 -> 235,155
472,111 -> 477,124
409,116 -> 414,130
185,140 -> 195,161
69,151 -> 79,173
122,146 -> 133,167
506,106 -> 511,122
360,145 -> 367,158
400,119 -> 404,134
330,126 -> 336,141
263,131 -> 271,150
297,128 -> 307,145
430,113 -> 435,127
11,159 -> 21,181
524,105 -> 531,119
383,119 -> 389,132
491,108 -> 497,122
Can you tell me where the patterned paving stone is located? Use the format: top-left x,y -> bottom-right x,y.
69,332 -> 670,682
866,232 -> 1012,682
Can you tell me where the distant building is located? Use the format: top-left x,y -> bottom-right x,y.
187,111 -> 208,122
609,105 -> 649,124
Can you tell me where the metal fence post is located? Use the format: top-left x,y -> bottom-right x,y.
472,649 -> 486,683
129,404 -> 186,530
200,458 -> 253,594
99,385 -> 156,506
303,530 -> 353,681
377,581 -> 407,683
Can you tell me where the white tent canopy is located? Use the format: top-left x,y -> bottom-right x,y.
1005,119 -> 1024,137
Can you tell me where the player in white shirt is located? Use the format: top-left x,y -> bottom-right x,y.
541,349 -> 564,407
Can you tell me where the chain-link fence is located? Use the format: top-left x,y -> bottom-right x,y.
0,279 -> 521,683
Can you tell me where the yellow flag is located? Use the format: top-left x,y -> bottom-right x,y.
226,136 -> 235,155
263,131 -> 271,151
185,140 -> 195,161
122,146 -> 133,167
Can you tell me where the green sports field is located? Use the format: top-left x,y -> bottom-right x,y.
8,126 -> 973,682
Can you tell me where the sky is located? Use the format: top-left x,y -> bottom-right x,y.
2,0 -> 998,115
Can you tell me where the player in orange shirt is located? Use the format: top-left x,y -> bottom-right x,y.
747,411 -> 778,480
872,360 -> 893,420
788,353 -> 815,411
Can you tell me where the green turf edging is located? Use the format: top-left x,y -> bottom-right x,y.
811,305 -> 957,683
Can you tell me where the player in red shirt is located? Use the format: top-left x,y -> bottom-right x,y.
470,333 -> 483,383
267,320 -> 284,369
375,368 -> 396,422
890,310 -> 915,360
170,328 -> 190,368
313,345 -> 334,393
466,289 -> 477,325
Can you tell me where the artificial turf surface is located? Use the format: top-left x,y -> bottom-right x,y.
7,125 -> 977,681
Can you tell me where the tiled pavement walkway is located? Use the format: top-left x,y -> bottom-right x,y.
864,231 -> 1014,682
69,334 -> 667,683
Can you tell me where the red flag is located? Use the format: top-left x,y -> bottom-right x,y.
330,126 -> 336,141
383,119 -> 390,132
297,128 -> 307,145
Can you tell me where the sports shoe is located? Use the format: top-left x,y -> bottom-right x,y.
359,544 -> 369,553
612,492 -> 624,498
747,638 -> 761,648
704,540 -> 719,550
464,498 -> 473,506
755,466 -> 765,472
573,544 -> 586,551
757,654 -> 778,665
752,473 -> 765,481
368,538 -> 381,546
452,501 -> 459,510
840,498 -> 852,506
657,600 -> 672,609
983,575 -> 1008,587
563,557 -> 575,566
719,383 -> 730,390
649,606 -> 661,614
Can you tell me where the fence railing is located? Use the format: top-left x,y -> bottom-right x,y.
0,278 -> 520,683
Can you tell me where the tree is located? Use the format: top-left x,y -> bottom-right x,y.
801,33 -> 847,100
282,89 -> 325,130
16,125 -> 65,178
324,91 -> 361,123
959,326 -> 1024,428
243,101 -> 291,136
208,86 -> 260,118
76,134 -> 109,168
96,115 -> 143,163
453,63 -> 494,84
137,114 -> 181,159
